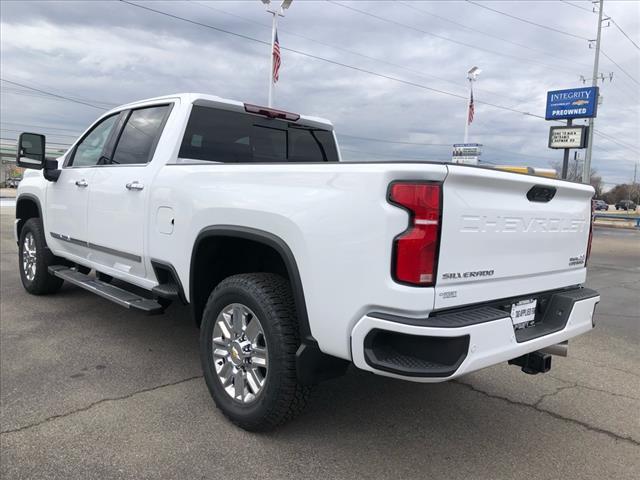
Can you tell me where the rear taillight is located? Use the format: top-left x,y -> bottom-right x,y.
388,182 -> 442,286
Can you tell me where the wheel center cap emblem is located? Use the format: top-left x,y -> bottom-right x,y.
229,341 -> 248,366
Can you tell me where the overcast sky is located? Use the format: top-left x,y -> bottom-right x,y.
1,0 -> 638,187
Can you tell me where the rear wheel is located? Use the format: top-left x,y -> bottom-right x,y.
19,218 -> 64,295
200,273 -> 310,431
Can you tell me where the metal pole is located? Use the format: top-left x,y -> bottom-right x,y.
463,78 -> 471,144
583,0 -> 604,184
267,11 -> 277,107
561,119 -> 573,179
633,162 -> 638,205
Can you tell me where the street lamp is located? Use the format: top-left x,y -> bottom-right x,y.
261,0 -> 293,107
464,66 -> 481,144
468,66 -> 481,80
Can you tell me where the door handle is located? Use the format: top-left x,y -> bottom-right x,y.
75,179 -> 88,188
125,181 -> 144,191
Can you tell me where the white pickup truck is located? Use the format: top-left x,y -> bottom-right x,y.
15,93 -> 599,430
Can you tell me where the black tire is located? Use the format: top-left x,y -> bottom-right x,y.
18,218 -> 64,295
200,273 -> 310,431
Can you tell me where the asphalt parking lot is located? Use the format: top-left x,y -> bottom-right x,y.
1,206 -> 638,480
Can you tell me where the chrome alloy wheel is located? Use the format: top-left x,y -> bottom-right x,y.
22,232 -> 37,281
212,303 -> 268,404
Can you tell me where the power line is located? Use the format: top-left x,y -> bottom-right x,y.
3,2 -> 636,165
189,0 -> 469,96
0,137 -> 70,147
340,147 -> 443,161
0,128 -> 78,139
465,0 -> 591,41
327,1 -> 580,74
397,1 -> 592,69
1,84 -> 117,108
562,0 -> 640,51
340,127 -> 639,158
0,122 -> 82,134
3,84 -> 117,109
119,0 -> 548,119
601,50 -> 640,86
482,146 -> 556,162
339,134 -> 559,162
610,17 -> 640,51
593,129 -> 638,152
191,0 -> 542,107
560,0 -> 593,13
0,78 -> 107,110
2,77 -> 119,107
120,0 -> 638,158
338,133 -> 451,146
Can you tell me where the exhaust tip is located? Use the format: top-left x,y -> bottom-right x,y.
540,341 -> 569,357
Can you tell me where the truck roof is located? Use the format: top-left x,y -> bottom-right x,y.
114,93 -> 334,131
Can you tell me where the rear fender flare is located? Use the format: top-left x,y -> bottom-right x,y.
189,225 -> 313,343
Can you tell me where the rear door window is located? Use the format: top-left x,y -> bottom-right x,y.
179,106 -> 338,163
110,105 -> 171,165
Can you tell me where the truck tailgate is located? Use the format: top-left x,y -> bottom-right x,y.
435,165 -> 594,310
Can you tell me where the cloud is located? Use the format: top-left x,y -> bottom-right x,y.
0,0 -> 638,185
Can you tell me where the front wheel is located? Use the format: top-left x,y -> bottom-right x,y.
19,218 -> 64,295
200,273 -> 310,431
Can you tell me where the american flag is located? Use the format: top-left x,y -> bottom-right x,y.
467,88 -> 475,125
272,30 -> 281,83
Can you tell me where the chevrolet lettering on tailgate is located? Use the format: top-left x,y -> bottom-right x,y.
461,215 -> 587,233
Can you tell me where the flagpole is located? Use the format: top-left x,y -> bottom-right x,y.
268,12 -> 277,107
263,1 -> 292,107
463,66 -> 480,144
463,78 -> 471,144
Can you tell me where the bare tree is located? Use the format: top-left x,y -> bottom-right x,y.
550,158 -> 602,197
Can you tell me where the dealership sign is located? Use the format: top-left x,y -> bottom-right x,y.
545,86 -> 598,120
452,143 -> 482,165
548,126 -> 588,149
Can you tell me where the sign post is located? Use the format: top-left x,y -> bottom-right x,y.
545,86 -> 598,180
562,119 -> 572,179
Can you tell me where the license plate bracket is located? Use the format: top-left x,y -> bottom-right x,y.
510,299 -> 537,329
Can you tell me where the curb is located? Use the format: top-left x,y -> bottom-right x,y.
593,222 -> 639,231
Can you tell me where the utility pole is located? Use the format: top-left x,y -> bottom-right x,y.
634,162 -> 639,204
582,0 -> 605,184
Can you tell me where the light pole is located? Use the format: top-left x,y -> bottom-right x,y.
463,66 -> 481,144
261,0 -> 293,107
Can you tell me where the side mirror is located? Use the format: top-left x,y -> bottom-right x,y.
16,133 -> 46,169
